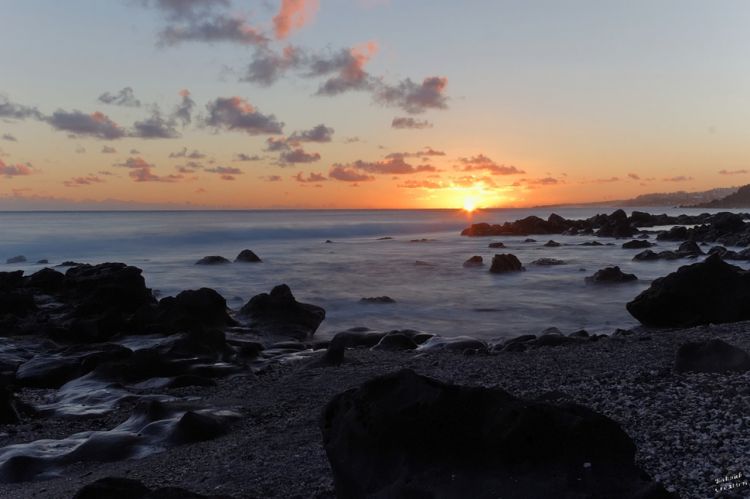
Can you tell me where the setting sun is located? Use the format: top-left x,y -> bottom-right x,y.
463,197 -> 478,212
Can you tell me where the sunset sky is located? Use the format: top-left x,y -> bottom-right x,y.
2,0 -> 750,209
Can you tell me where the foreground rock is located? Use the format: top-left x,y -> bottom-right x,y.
585,266 -> 637,284
675,339 -> 750,373
240,284 -> 325,340
489,254 -> 524,273
73,476 -> 233,498
321,369 -> 671,499
628,254 -> 750,327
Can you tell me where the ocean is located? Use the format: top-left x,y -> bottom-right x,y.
0,207 -> 736,340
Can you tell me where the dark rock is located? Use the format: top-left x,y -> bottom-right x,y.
676,240 -> 704,257
627,254 -> 750,327
5,255 -> 26,264
0,386 -> 20,424
675,339 -> 750,373
523,238 -> 537,243
234,249 -> 261,263
585,266 -> 637,284
569,329 -> 590,338
65,262 -> 156,317
35,259 -> 48,264
195,256 -> 230,265
419,336 -> 488,353
622,240 -> 653,249
531,258 -> 565,266
360,296 -> 396,304
489,254 -> 524,273
488,242 -> 505,248
149,288 -> 237,334
25,267 -> 65,293
633,250 -> 659,261
580,241 -> 604,246
414,260 -> 436,267
371,332 -> 417,351
240,284 -> 325,340
463,255 -> 483,267
321,370 -> 671,499
544,240 -> 561,247
0,270 -> 24,290
57,261 -> 84,267
170,411 -> 228,444
72,476 -> 231,499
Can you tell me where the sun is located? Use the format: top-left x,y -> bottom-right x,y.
462,197 -> 478,213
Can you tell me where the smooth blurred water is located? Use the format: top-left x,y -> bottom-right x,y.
0,207 -> 742,340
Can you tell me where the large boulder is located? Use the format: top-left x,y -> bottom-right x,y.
489,254 -> 524,273
321,370 -> 671,499
627,254 -> 750,327
585,266 -> 637,284
240,284 -> 325,340
234,250 -> 261,263
675,339 -> 750,373
147,288 -> 237,334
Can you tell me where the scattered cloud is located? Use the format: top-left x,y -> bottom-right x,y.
398,179 -> 443,189
175,161 -> 203,173
131,110 -> 180,139
204,97 -> 284,135
336,156 -> 436,175
234,153 -> 262,161
101,145 -> 117,154
293,171 -> 327,183
261,175 -> 282,182
1,133 -> 17,142
0,95 -> 43,120
375,77 -> 448,114
63,175 -> 105,187
47,110 -> 126,139
205,165 -> 242,175
242,46 -> 304,86
273,0 -> 319,39
329,164 -> 375,182
627,173 -> 640,180
663,175 -> 693,182
288,123 -> 334,143
98,87 -> 141,107
173,89 -> 195,126
312,42 -> 378,96
280,147 -> 321,164
457,155 -> 524,175
0,159 -> 32,177
718,169 -> 748,175
169,147 -> 206,159
391,117 -> 433,129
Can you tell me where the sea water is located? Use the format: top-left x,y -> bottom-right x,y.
0,207 -> 739,340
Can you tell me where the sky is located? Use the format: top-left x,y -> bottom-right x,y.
2,0 -> 750,209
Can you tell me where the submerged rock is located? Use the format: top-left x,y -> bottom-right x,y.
234,249 -> 261,263
675,339 -> 750,373
321,369 -> 671,499
195,256 -> 230,265
240,284 -> 325,340
488,242 -> 505,248
585,266 -> 637,284
628,254 -> 750,327
531,258 -> 565,266
463,255 -> 484,267
360,296 -> 396,304
544,240 -> 561,247
622,240 -> 653,249
5,255 -> 26,264
489,254 -> 524,273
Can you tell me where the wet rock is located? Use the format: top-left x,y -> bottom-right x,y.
523,238 -> 537,243
148,288 -> 237,334
531,258 -> 565,266
327,330 -> 386,350
360,296 -> 396,304
580,241 -> 604,246
25,267 -> 65,293
0,270 -> 24,290
5,255 -> 26,264
569,329 -> 590,338
73,476 -> 231,499
675,339 -> 750,374
57,261 -> 84,267
585,266 -> 637,284
371,332 -> 417,351
16,344 -> 131,388
195,256 -> 230,265
489,254 -> 524,273
488,242 -> 505,248
463,255 -> 484,267
240,284 -> 325,340
627,254 -> 750,327
676,240 -> 704,257
234,249 -> 261,263
544,240 -> 561,247
35,259 -> 48,265
170,411 -> 228,444
622,240 -> 653,249
0,386 -> 20,424
322,369 -> 671,499
419,335 -> 488,353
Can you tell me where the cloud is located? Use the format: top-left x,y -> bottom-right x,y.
242,46 -> 304,86
457,155 -> 524,175
718,169 -> 748,175
375,77 -> 448,114
391,117 -> 433,129
386,147 -> 445,159
158,15 -> 267,46
63,175 -> 105,187
115,156 -> 154,169
0,95 -> 43,120
265,137 -> 290,151
175,161 -> 203,173
293,171 -> 327,183
205,165 -> 242,175
311,42 -> 378,96
338,157 -> 436,175
98,87 -> 141,107
280,147 -> 321,164
117,156 -> 182,182
261,175 -> 282,182
398,179 -> 442,189
101,145 -> 117,154
452,175 -> 497,188
329,165 -> 375,182
142,0 -> 230,21
525,177 -> 560,186
628,173 -> 640,180
288,124 -> 334,143
169,147 -> 206,159
273,0 -> 319,39
47,110 -> 126,139
75,145 -> 86,154
1,133 -> 17,142
0,159 -> 32,177
130,149 -> 141,154
173,89 -> 195,126
205,97 -> 284,135
234,153 -> 262,161
663,175 -> 693,182
131,110 -> 180,139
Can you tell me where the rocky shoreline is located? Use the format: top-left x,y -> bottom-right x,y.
2,210 -> 750,498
